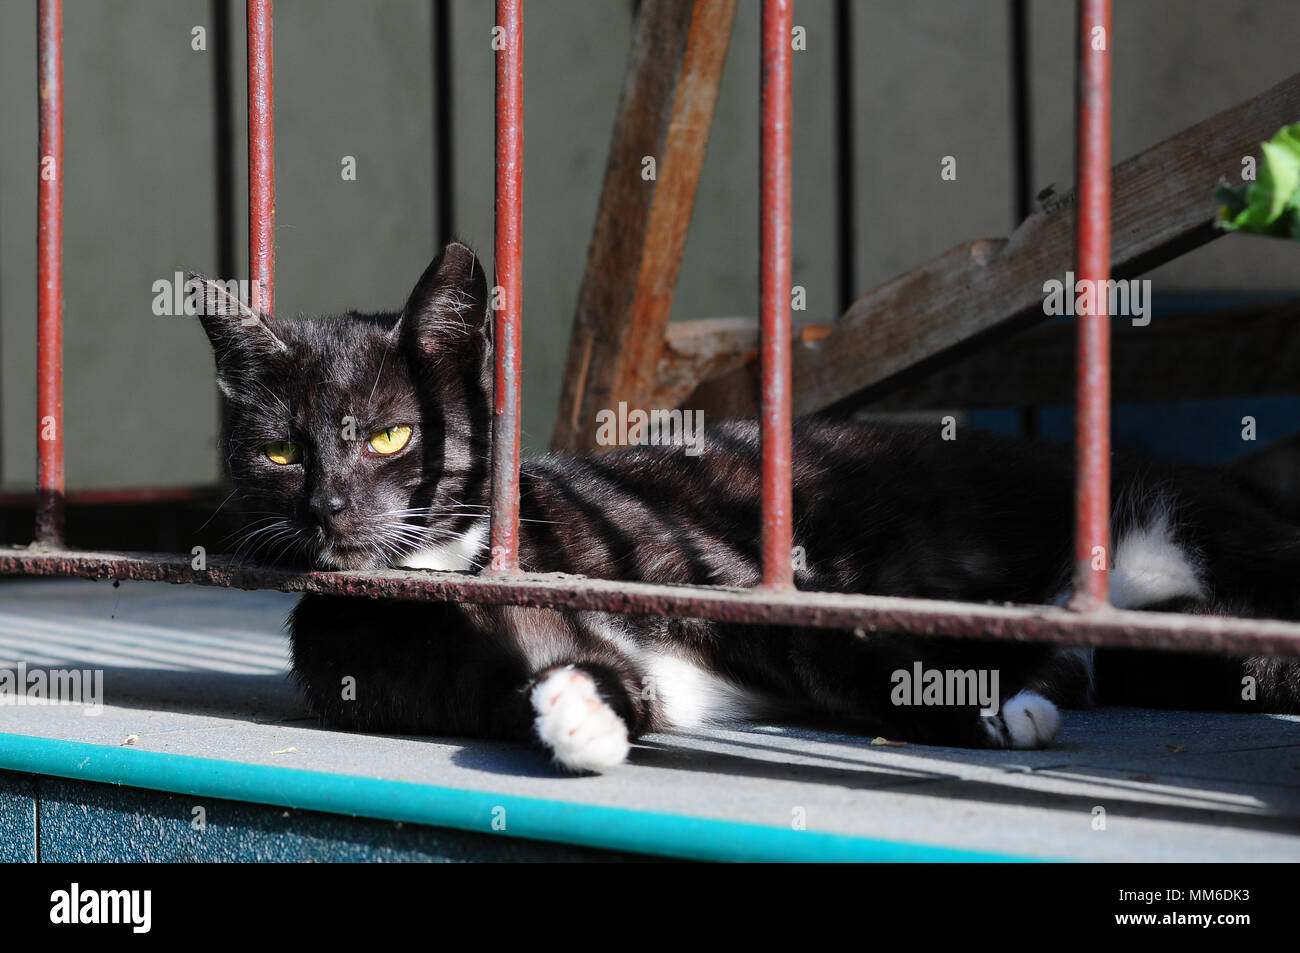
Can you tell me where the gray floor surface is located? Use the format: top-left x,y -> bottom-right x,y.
2,577 -> 1299,861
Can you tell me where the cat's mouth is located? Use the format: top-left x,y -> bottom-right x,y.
316,540 -> 384,571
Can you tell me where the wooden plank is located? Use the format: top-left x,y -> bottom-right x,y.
684,72 -> 1300,418
647,316 -> 757,410
648,316 -> 837,412
864,299 -> 1300,410
551,0 -> 736,451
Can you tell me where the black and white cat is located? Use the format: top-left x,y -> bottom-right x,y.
195,241 -> 1300,772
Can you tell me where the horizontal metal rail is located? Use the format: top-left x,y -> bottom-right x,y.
4,547 -> 1300,657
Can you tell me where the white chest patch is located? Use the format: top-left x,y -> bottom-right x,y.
397,520 -> 488,572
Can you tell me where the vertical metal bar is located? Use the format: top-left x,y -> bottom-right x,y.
36,0 -> 64,547
760,0 -> 793,590
490,0 -> 523,574
433,0 -> 455,248
1071,0 -> 1112,610
247,0 -> 275,315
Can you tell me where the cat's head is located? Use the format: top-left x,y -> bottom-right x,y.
195,241 -> 493,570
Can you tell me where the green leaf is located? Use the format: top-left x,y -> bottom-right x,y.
1215,122 -> 1300,241
1213,181 -> 1248,219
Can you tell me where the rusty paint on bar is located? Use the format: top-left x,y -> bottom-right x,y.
35,0 -> 65,547
1071,0 -> 1112,611
247,0 -> 275,314
3,547 -> 1300,658
490,0 -> 523,574
759,0 -> 794,589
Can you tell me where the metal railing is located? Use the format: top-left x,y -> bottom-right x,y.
6,0 -> 1300,660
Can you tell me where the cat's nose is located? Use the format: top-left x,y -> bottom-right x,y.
310,496 -> 348,532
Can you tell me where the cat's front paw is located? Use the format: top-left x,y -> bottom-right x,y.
979,690 -> 1061,749
530,666 -> 630,773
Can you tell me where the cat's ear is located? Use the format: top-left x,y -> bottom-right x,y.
396,242 -> 491,368
188,274 -> 287,392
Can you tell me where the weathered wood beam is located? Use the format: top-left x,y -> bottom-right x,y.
865,299 -> 1300,409
648,316 -> 838,413
551,0 -> 736,451
685,72 -> 1300,418
647,316 -> 757,411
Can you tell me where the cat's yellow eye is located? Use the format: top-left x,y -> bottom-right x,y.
368,425 -> 412,455
264,440 -> 302,465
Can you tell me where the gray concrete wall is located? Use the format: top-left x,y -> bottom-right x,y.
1,0 -> 1298,491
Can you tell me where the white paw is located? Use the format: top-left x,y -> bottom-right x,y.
530,666 -> 630,772
980,691 -> 1061,749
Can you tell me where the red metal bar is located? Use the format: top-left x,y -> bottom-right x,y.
6,546 -> 1300,657
490,0 -> 523,574
759,0 -> 794,590
35,0 -> 64,547
247,0 -> 275,314
1071,0 -> 1112,611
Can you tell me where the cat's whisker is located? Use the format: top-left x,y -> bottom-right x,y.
376,503 -> 491,516
278,530 -> 314,566
233,520 -> 304,566
245,532 -> 290,563
195,488 -> 241,534
221,514 -> 287,546
233,519 -> 290,546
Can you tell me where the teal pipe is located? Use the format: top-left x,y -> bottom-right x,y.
0,732 -> 1048,862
